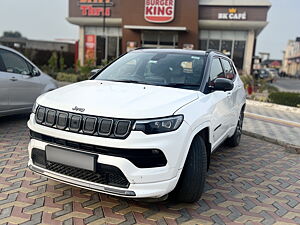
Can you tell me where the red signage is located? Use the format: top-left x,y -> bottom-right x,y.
145,0 -> 175,23
79,0 -> 113,17
85,35 -> 96,62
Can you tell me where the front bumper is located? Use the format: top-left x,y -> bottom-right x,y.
28,113 -> 192,198
28,163 -> 179,198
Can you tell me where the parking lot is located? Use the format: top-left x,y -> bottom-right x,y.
1,115 -> 300,225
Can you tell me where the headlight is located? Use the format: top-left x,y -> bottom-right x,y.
32,102 -> 39,113
133,115 -> 183,134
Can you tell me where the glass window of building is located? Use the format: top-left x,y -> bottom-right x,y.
96,37 -> 105,65
108,37 -> 118,61
160,32 -> 177,46
221,40 -> 233,58
142,31 -> 178,48
200,40 -> 208,50
199,30 -> 247,70
208,40 -> 220,51
233,41 -> 246,70
143,31 -> 159,45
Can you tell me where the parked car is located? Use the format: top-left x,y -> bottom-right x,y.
265,68 -> 279,82
257,69 -> 269,79
27,49 -> 246,203
0,45 -> 58,117
257,68 -> 279,83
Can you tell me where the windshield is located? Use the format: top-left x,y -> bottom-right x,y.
94,51 -> 206,90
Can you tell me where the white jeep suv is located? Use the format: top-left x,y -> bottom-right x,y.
28,49 -> 246,202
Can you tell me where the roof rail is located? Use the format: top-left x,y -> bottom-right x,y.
205,49 -> 227,56
134,47 -> 151,50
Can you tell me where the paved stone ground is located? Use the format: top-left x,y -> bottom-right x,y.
1,115 -> 300,224
244,104 -> 300,147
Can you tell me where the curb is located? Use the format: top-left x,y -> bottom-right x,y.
246,100 -> 300,114
243,130 -> 300,154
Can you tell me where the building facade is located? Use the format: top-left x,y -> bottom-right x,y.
282,38 -> 300,76
67,0 -> 271,74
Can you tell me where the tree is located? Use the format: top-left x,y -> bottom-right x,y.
48,52 -> 58,74
2,31 -> 23,38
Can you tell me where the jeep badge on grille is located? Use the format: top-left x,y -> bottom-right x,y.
72,106 -> 85,112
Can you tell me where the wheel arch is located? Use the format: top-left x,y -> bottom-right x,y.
195,127 -> 211,170
241,103 -> 246,113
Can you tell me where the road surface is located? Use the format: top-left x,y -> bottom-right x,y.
272,78 -> 300,93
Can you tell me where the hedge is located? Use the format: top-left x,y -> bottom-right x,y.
56,72 -> 90,83
56,73 -> 78,83
269,92 -> 300,107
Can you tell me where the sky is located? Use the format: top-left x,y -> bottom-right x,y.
255,0 -> 300,59
0,0 -> 299,59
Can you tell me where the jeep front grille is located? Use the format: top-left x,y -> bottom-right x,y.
35,106 -> 134,139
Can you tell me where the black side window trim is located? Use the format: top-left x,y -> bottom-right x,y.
0,52 -> 6,72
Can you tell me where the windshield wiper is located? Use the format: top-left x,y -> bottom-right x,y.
165,83 -> 201,87
110,80 -> 146,84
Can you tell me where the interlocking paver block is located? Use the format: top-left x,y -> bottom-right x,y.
1,115 -> 300,224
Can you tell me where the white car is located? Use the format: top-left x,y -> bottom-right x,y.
0,45 -> 58,117
27,49 -> 246,202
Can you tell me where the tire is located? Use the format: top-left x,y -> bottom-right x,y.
226,109 -> 244,147
170,135 -> 207,203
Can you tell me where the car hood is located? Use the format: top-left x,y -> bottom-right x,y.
37,80 -> 200,119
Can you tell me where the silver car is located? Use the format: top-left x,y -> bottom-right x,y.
0,45 -> 58,117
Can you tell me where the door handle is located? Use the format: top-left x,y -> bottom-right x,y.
10,77 -> 18,82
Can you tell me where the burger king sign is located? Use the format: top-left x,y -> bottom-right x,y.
145,0 -> 175,23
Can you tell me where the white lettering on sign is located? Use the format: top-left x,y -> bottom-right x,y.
218,8 -> 247,20
144,0 -> 175,23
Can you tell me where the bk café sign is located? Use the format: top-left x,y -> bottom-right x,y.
145,0 -> 175,23
218,8 -> 247,20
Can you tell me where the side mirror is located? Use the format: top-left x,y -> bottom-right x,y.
89,69 -> 101,79
32,67 -> 41,76
211,78 -> 234,92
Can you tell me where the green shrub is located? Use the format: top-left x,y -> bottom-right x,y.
48,52 -> 58,74
269,92 -> 300,107
240,74 -> 253,86
56,72 -> 78,83
266,84 -> 279,93
77,73 -> 90,82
